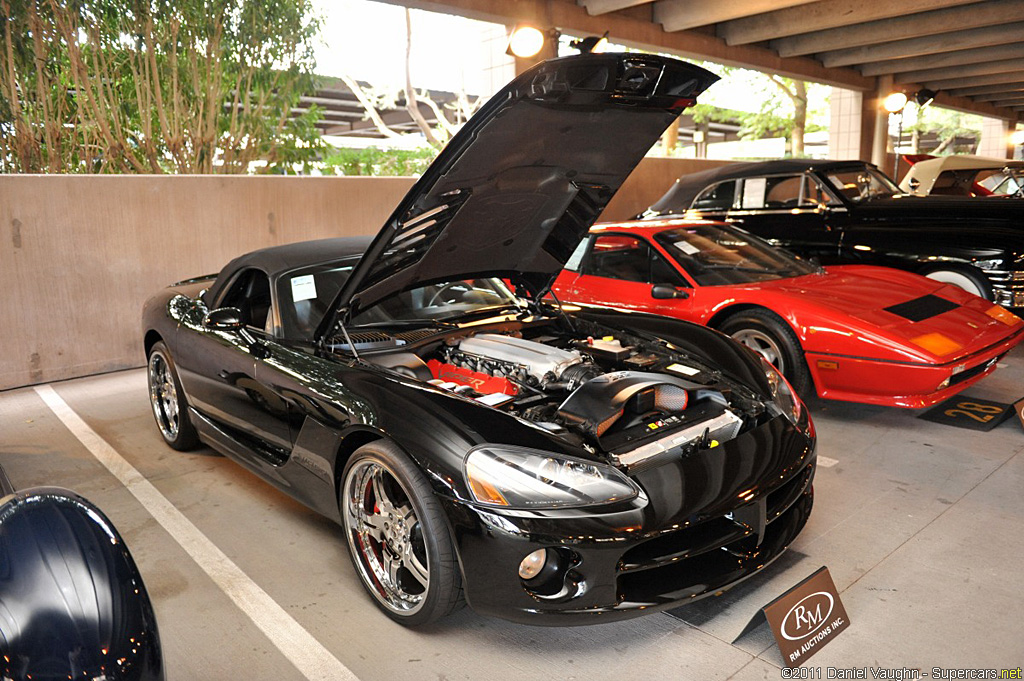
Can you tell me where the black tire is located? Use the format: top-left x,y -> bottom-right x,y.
718,309 -> 812,398
340,441 -> 463,626
921,267 -> 991,300
147,341 -> 200,451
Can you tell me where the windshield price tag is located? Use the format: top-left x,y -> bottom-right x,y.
291,274 -> 317,302
742,177 -> 767,209
673,241 -> 700,255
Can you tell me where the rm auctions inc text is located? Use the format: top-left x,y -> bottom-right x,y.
782,668 -> 1022,680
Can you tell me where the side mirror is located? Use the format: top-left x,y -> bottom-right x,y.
203,306 -> 245,330
651,284 -> 689,300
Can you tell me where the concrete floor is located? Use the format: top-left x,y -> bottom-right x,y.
1,346 -> 1022,680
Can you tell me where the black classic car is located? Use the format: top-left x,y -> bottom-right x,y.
142,54 -> 816,626
0,468 -> 163,680
645,160 -> 1024,307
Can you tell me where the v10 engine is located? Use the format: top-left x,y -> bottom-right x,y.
441,333 -> 603,391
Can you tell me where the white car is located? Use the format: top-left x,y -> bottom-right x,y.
900,155 -> 1024,197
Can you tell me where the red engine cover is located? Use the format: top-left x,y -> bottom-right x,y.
427,360 -> 518,396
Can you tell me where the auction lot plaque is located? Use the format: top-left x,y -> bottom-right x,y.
762,566 -> 850,668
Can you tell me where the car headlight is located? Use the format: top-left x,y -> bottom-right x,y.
464,445 -> 640,509
761,357 -> 803,427
972,258 -> 1003,270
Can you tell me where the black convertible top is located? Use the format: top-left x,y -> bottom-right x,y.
206,236 -> 373,304
650,159 -> 878,215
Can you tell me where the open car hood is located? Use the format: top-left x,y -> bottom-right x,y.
320,53 -> 717,334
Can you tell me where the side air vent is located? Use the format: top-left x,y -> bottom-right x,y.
884,294 -> 958,322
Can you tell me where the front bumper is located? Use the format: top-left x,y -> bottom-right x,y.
445,415 -> 815,625
805,324 -> 1024,408
986,269 -> 1023,308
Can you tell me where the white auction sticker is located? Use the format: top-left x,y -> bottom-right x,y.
742,177 -> 767,209
290,274 -> 317,302
673,241 -> 700,255
667,363 -> 700,376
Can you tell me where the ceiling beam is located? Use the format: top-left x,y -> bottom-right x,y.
974,89 -> 1024,102
920,71 -> 1024,92
859,43 -> 1024,78
718,0 -> 978,46
893,81 -> 1023,121
947,81 -> 1024,97
379,0 -> 874,90
578,0 -> 654,17
820,23 -> 1024,69
772,0 -> 1022,58
991,97 -> 1024,108
898,59 -> 1024,86
653,0 -> 817,33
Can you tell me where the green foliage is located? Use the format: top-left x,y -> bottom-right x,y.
321,146 -> 438,176
0,0 -> 324,173
907,105 -> 983,155
689,61 -> 827,157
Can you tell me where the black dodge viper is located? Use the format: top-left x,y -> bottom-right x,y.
142,53 -> 816,626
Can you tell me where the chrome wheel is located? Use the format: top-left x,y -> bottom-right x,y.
731,328 -> 786,373
343,460 -> 430,617
148,351 -> 179,441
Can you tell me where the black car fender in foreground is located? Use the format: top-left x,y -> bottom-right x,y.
0,485 -> 164,680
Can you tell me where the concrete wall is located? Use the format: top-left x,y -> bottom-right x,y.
0,157 -> 730,391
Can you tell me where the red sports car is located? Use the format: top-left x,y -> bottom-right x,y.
552,219 -> 1024,408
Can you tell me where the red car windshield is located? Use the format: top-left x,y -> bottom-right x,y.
654,224 -> 818,286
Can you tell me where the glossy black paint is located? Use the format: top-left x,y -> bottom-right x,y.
648,160 -> 1024,306
144,275 -> 815,623
141,53 -> 815,625
0,487 -> 163,680
447,416 -> 814,624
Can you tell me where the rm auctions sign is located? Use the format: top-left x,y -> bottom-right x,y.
763,566 -> 850,667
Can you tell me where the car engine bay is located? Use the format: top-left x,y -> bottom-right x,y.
331,319 -> 773,472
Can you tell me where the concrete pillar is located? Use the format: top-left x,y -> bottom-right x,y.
871,74 -> 894,168
977,117 -> 1011,158
828,87 -> 863,160
480,25 -> 516,98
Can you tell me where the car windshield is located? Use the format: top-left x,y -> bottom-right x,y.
351,279 -> 523,326
277,261 -> 356,340
824,166 -> 900,202
278,261 -> 524,340
654,223 -> 818,286
980,168 -> 1024,197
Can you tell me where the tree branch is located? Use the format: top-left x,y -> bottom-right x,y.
404,9 -> 442,148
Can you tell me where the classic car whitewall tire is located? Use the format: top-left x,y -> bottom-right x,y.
924,269 -> 989,300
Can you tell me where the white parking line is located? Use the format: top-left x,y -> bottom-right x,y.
34,385 -> 359,681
